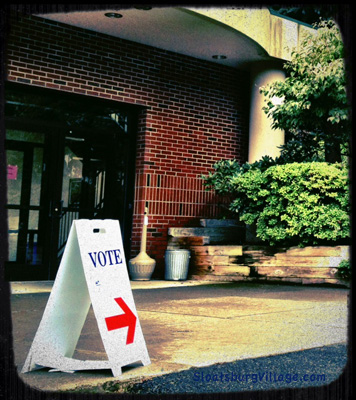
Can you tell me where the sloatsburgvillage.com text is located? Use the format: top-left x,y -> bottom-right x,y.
193,371 -> 326,385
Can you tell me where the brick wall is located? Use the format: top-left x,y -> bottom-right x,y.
5,12 -> 250,276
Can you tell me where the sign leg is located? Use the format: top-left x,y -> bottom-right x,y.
111,365 -> 122,377
140,354 -> 151,366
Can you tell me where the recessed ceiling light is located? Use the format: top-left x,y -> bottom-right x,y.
212,55 -> 227,60
134,6 -> 152,10
104,12 -> 123,18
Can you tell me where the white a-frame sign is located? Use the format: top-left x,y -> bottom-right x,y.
22,220 -> 151,377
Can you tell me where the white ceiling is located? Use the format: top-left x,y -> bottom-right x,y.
36,7 -> 268,68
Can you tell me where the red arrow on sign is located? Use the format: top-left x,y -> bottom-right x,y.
105,297 -> 137,345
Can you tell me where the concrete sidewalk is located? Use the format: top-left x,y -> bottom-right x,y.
10,280 -> 349,393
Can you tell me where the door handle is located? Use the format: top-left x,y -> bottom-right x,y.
50,200 -> 63,217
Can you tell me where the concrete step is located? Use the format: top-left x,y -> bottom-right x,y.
168,226 -> 245,244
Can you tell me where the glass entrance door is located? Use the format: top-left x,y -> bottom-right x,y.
6,130 -> 47,279
53,129 -> 128,276
5,84 -> 137,281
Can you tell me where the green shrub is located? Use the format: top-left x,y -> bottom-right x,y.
337,260 -> 351,280
202,156 -> 278,194
230,162 -> 350,246
204,161 -> 350,247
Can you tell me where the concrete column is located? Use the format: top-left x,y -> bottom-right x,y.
248,62 -> 285,163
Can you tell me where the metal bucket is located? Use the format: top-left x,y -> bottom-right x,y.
164,249 -> 191,280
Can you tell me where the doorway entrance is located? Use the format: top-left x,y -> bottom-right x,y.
5,83 -> 138,281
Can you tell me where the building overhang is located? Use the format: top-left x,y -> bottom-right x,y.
33,6 -> 271,69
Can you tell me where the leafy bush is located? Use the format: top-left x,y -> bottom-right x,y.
204,161 -> 350,247
336,260 -> 351,280
202,156 -> 278,194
